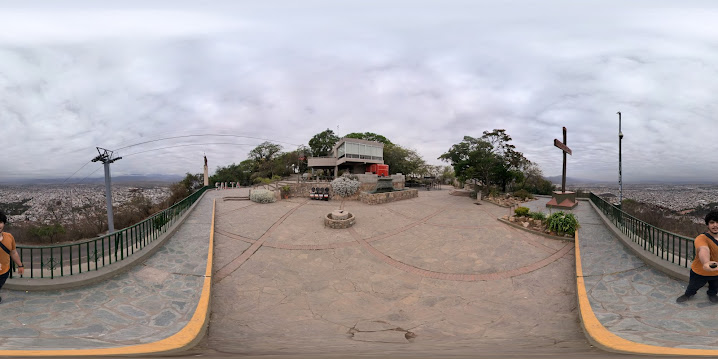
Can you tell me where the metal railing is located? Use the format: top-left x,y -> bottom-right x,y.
9,186 -> 208,279
589,193 -> 694,268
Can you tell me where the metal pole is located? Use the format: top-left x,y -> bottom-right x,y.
561,127 -> 567,193
103,162 -> 115,233
92,147 -> 121,234
617,111 -> 623,207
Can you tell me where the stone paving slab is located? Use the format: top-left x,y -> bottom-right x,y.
205,189 -> 588,356
522,198 -> 718,354
0,189 -> 217,354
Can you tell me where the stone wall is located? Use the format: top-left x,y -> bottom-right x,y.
282,174 -> 405,201
324,213 -> 356,229
359,189 -> 419,205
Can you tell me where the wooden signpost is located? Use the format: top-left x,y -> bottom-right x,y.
546,127 -> 578,209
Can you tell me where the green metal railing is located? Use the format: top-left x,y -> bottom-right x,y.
9,186 -> 208,279
589,192 -> 694,268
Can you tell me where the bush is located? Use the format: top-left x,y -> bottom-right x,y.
253,177 -> 272,185
250,189 -> 276,204
331,175 -> 361,197
546,211 -> 579,235
528,211 -> 546,221
29,224 -> 66,244
514,206 -> 530,217
513,189 -> 534,200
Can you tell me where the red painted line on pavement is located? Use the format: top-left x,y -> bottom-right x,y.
351,227 -> 574,282
214,200 -> 308,283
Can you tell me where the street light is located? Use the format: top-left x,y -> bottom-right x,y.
617,111 -> 623,208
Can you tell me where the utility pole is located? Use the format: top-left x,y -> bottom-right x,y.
91,147 -> 122,234
617,111 -> 623,208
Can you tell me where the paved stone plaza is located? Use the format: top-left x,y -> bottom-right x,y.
204,188 -> 590,356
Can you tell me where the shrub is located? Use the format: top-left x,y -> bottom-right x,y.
488,188 -> 501,198
29,224 -> 66,244
514,206 -> 530,217
331,175 -> 361,197
250,189 -> 276,204
513,189 -> 534,200
546,211 -> 579,235
528,211 -> 546,221
253,177 -> 272,185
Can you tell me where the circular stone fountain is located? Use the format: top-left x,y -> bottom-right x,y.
325,209 -> 355,229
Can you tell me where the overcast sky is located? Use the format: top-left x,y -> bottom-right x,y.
2,0 -> 717,184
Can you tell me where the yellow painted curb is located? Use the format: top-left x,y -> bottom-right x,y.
0,199 -> 216,357
576,230 -> 718,356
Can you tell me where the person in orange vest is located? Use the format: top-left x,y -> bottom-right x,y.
677,211 -> 718,303
0,211 -> 25,303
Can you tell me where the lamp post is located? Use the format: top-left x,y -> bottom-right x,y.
617,111 -> 623,208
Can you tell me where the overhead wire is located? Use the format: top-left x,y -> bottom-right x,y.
60,133 -> 301,184
121,142 -> 257,157
60,160 -> 93,184
112,134 -> 301,151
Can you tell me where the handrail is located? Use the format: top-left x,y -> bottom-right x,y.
589,192 -> 695,268
9,186 -> 208,279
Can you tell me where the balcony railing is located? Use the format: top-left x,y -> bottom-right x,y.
589,192 -> 694,268
8,186 -> 208,279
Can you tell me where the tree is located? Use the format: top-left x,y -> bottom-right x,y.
247,142 -> 283,179
344,132 -> 393,145
481,129 -> 530,191
248,142 -> 283,163
179,173 -> 203,191
517,163 -> 554,195
30,224 -> 66,244
440,130 -> 531,192
211,160 -> 255,186
273,146 -> 309,177
438,136 -> 496,187
384,144 -> 425,176
439,165 -> 456,185
308,129 -> 340,157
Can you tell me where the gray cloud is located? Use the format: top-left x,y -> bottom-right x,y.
1,0 -> 718,183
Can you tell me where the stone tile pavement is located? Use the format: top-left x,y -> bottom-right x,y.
204,188 -> 587,356
0,189 -> 218,355
522,198 -> 718,354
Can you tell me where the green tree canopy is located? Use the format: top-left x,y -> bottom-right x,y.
516,163 -> 554,195
308,129 -> 340,157
248,141 -> 282,163
344,132 -> 393,145
246,142 -> 283,179
210,160 -> 255,186
439,129 -> 530,192
384,143 -> 426,176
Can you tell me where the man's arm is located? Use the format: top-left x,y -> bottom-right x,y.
698,246 -> 718,271
10,249 -> 24,275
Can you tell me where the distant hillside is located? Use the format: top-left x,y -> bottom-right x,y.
545,176 -> 609,185
545,176 -> 718,186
